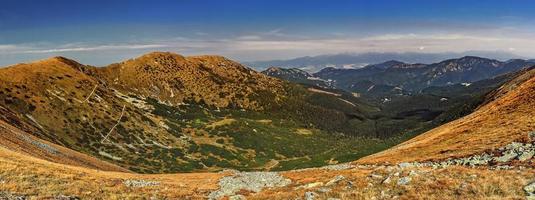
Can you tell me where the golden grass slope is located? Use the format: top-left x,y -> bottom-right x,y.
358,67 -> 535,164
88,52 -> 286,110
0,143 -> 532,199
0,116 -> 128,172
0,145 -> 224,199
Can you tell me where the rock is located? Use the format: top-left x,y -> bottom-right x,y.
305,191 -> 318,200
393,172 -> 400,177
525,181 -> 535,196
209,172 -> 291,199
123,179 -> 160,188
494,152 -> 518,163
519,150 -> 534,161
493,165 -> 513,170
0,192 -> 27,200
317,187 -> 332,193
506,142 -> 524,150
380,190 -> 390,198
229,195 -> 246,200
346,181 -> 354,189
382,176 -> 392,184
408,170 -> 418,176
321,163 -> 354,170
297,182 -> 324,189
326,175 -> 345,186
369,174 -> 383,179
54,195 -> 80,200
528,131 -> 535,142
398,162 -> 412,168
397,177 -> 411,185
326,198 -> 341,200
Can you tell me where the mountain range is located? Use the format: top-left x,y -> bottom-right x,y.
265,56 -> 534,95
246,51 -> 526,72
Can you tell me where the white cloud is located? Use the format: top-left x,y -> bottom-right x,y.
21,44 -> 168,53
2,30 -> 535,63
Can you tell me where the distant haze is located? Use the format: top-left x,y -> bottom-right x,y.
245,51 -> 526,72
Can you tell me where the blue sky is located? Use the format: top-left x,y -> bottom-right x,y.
1,0 -> 535,65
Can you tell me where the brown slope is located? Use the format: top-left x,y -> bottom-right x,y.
0,105 -> 127,172
358,67 -> 535,164
85,52 -> 286,110
0,145 -> 223,199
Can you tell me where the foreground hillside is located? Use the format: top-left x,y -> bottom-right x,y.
0,144 -> 532,199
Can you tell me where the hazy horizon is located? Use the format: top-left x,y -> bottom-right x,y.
2,0 -> 535,66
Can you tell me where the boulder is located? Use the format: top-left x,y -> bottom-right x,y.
305,191 -> 318,200
397,177 -> 411,185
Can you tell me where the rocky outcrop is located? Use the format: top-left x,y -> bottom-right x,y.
208,171 -> 291,199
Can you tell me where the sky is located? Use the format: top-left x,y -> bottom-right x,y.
1,0 -> 535,66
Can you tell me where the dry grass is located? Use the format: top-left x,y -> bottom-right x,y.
0,146 -> 225,199
249,166 -> 534,200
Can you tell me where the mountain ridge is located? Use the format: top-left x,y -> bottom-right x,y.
245,51 -> 525,72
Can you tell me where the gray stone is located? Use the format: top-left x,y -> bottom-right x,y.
398,162 -> 412,168
208,172 -> 291,200
317,187 -> 332,193
123,179 -> 160,188
528,131 -> 535,142
0,192 -> 27,200
346,181 -> 354,189
305,191 -> 318,200
321,163 -> 354,170
229,195 -> 246,200
326,175 -> 345,186
494,152 -> 518,163
525,181 -> 535,196
519,150 -> 534,161
397,177 -> 411,185
54,195 -> 80,200
369,174 -> 383,179
382,176 -> 392,184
